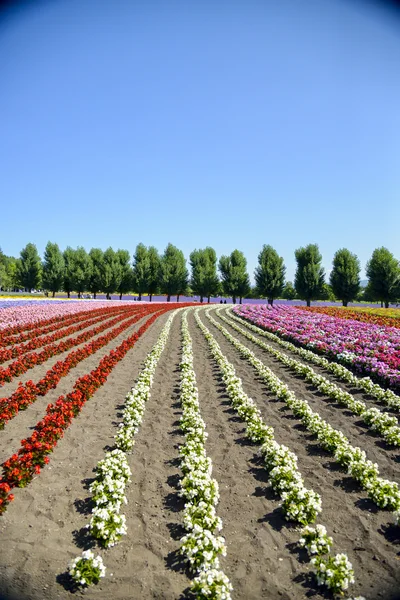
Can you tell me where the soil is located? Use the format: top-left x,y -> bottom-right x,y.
0,305 -> 399,600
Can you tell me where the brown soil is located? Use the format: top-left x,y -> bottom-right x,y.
0,306 -> 399,600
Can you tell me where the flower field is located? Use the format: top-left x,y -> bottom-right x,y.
0,302 -> 399,599
297,306 -> 400,329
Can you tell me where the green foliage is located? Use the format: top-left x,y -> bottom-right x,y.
366,247 -> 400,307
101,247 -> 122,298
42,242 -> 64,296
88,248 -> 104,297
320,283 -> 336,301
72,247 -> 91,297
63,247 -> 75,297
282,281 -> 297,300
0,250 -> 18,291
147,246 -> 161,301
330,248 -> 361,306
160,243 -> 189,300
116,249 -> 132,298
255,245 -> 286,305
219,249 -> 250,304
17,243 -> 42,292
294,244 -> 325,306
133,243 -> 149,300
190,247 -> 220,302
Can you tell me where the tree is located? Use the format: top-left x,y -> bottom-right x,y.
88,248 -> 104,299
101,247 -> 122,299
282,281 -> 296,300
72,247 -> 91,298
366,247 -> 400,308
17,243 -> 42,292
42,242 -> 65,297
0,250 -> 18,291
219,250 -> 250,304
190,247 -> 220,303
294,244 -> 325,307
147,246 -> 161,302
132,244 -> 149,301
329,248 -> 361,306
63,247 -> 75,298
160,243 -> 188,302
116,249 -> 133,300
254,245 -> 286,305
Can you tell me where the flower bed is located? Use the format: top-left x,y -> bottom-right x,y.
298,306 -> 400,329
0,304 -> 191,513
233,304 -> 400,390
195,309 -> 355,595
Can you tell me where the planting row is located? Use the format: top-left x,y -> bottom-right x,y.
234,305 -> 400,390
0,305 -> 148,386
0,300 -> 134,333
194,309 -> 356,595
206,309 -> 400,521
0,306 -> 163,429
0,304 -> 190,513
0,303 -> 133,348
69,311 -> 177,586
298,306 -> 400,329
218,310 -> 400,446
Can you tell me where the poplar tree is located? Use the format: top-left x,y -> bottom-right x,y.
116,249 -> 133,300
101,247 -> 122,299
254,245 -> 285,305
147,246 -> 161,301
88,248 -> 104,298
219,250 -> 250,304
17,243 -> 42,292
294,244 -> 325,306
190,247 -> 220,303
42,242 -> 64,297
330,248 -> 361,306
133,243 -> 149,301
160,243 -> 188,301
366,247 -> 400,308
71,246 -> 91,298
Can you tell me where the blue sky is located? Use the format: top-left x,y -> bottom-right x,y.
1,0 -> 399,282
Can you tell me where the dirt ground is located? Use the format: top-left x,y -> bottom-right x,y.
0,306 -> 399,600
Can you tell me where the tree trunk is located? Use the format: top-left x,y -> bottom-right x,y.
385,301 -> 389,308
120,292 -> 123,300
177,295 -> 180,302
239,297 -> 242,304
94,292 -> 97,299
200,296 -> 203,303
52,291 -> 55,298
207,296 -> 210,303
67,291 -> 70,298
232,296 -> 236,304
78,291 -> 81,298
167,295 -> 171,302
307,299 -> 311,307
343,300 -> 348,307
149,294 -> 152,302
381,301 -> 383,308
268,298 -> 273,306
138,293 -> 142,301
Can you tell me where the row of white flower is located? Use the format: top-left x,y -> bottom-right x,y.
229,309 -> 400,411
217,310 -> 400,447
205,309 -> 400,525
69,310 -> 177,587
178,309 -> 233,599
194,309 -> 356,595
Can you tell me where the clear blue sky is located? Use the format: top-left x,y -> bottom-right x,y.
1,0 -> 399,282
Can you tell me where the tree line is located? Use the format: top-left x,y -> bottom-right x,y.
0,242 -> 399,307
